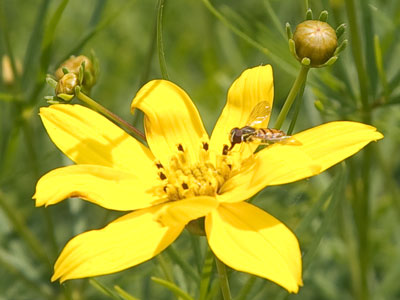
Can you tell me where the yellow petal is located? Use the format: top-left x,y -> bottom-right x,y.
33,165 -> 166,211
291,121 -> 383,172
209,65 -> 274,158
219,121 -> 383,203
218,146 -> 320,203
205,202 -> 302,293
131,80 -> 208,166
155,196 -> 218,227
52,205 -> 184,282
40,104 -> 157,180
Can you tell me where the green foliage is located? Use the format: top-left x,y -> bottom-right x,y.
1,0 -> 399,299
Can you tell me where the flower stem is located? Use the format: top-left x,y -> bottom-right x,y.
157,0 -> 169,80
215,256 -> 232,300
345,1 -> 372,299
274,65 -> 309,130
75,89 -> 146,142
287,81 -> 306,135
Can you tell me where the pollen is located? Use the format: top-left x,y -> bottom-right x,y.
156,143 -> 233,201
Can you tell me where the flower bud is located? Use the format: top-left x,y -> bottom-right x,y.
2,55 -> 22,85
55,73 -> 79,96
293,20 -> 337,67
55,55 -> 93,79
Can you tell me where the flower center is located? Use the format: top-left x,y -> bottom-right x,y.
156,143 -> 232,201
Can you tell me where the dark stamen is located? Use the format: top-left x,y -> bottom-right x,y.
163,186 -> 168,192
177,144 -> 184,152
182,183 -> 189,190
227,164 -> 232,170
222,144 -> 229,155
202,142 -> 209,151
156,163 -> 163,169
159,172 -> 167,180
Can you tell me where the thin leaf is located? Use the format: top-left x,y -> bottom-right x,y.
199,247 -> 214,300
89,278 -> 121,300
22,0 -> 51,87
114,285 -> 140,300
361,0 -> 378,97
374,35 -> 389,99
28,0 -> 69,104
151,277 -> 194,300
0,93 -> 21,102
200,0 -> 297,78
263,0 -> 286,40
189,234 -> 203,274
89,0 -> 107,28
40,0 -> 69,73
235,276 -> 257,300
0,190 -> 50,268
373,252 -> 400,299
295,173 -> 338,236
57,1 -> 134,65
166,245 -> 200,282
0,250 -> 54,300
302,165 -> 347,270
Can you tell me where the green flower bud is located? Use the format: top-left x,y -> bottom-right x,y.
55,73 -> 79,96
54,55 -> 98,94
55,55 -> 93,79
293,20 -> 337,67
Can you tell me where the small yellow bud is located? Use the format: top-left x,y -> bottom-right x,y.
293,20 -> 337,67
2,55 -> 22,85
55,55 -> 93,79
55,73 -> 79,95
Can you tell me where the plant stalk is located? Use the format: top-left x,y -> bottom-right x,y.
76,90 -> 146,142
274,65 -> 309,130
215,256 -> 232,300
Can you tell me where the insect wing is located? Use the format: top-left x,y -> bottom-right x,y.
281,136 -> 302,145
246,101 -> 272,127
258,135 -> 302,146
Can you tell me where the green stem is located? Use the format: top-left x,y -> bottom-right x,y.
274,65 -> 309,130
75,89 -> 146,142
287,81 -> 306,135
157,0 -> 169,80
215,256 -> 232,300
345,2 -> 372,299
344,0 -> 369,112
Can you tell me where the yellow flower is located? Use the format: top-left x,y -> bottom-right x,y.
33,65 -> 382,293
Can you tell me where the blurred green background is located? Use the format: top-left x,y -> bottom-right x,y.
1,0 -> 399,299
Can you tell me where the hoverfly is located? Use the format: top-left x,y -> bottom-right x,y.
228,101 -> 301,150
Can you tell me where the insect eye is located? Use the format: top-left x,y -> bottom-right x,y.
230,128 -> 242,144
230,127 -> 239,135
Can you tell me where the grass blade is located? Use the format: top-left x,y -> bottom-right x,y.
199,247 -> 214,300
114,285 -> 140,300
151,277 -> 194,300
302,166 -> 346,270
22,0 -> 51,87
89,278 -> 121,300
